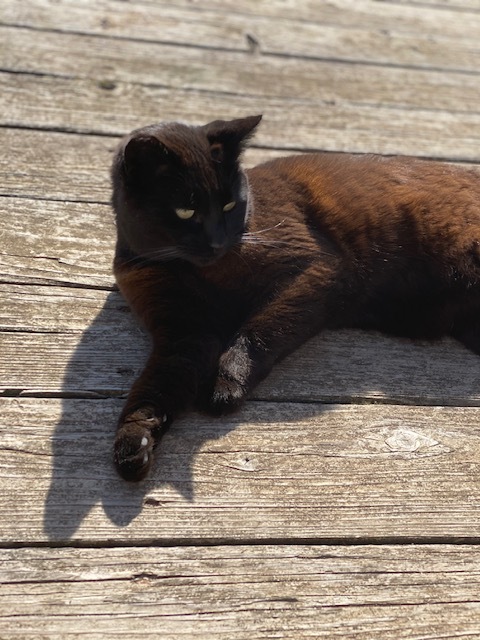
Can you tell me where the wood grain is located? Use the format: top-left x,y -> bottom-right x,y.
1,545 -> 480,639
2,127 -> 478,208
389,0 -> 479,9
3,72 -> 480,161
3,0 -> 480,72
148,0 -> 480,25
2,0 -> 480,635
1,397 -> 479,544
3,24 -> 480,114
0,196 -> 114,287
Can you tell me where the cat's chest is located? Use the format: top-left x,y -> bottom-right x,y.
199,244 -> 302,291
198,248 -> 260,287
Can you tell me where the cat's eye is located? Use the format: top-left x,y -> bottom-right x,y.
223,201 -> 236,212
175,208 -> 195,220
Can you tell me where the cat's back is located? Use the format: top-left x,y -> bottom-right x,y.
249,152 -> 480,203
247,152 -> 480,256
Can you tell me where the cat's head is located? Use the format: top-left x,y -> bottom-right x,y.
111,115 -> 262,266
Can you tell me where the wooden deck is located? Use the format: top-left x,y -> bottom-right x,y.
1,0 -> 480,637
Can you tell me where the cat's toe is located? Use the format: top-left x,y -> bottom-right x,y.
114,406 -> 168,481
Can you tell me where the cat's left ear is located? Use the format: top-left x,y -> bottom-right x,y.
121,133 -> 172,182
202,115 -> 262,162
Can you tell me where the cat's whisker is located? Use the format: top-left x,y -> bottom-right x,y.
244,220 -> 286,235
241,236 -> 318,251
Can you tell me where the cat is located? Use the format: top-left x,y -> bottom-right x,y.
111,114 -> 480,481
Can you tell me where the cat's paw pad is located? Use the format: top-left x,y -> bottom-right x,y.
114,407 -> 168,481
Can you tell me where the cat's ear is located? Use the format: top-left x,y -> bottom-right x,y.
202,115 -> 262,162
122,134 -> 171,180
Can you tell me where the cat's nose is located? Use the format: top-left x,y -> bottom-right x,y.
205,220 -> 228,252
208,237 -> 230,259
210,243 -> 227,259
208,231 -> 228,251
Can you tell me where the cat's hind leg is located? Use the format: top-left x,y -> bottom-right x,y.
453,323 -> 480,355
451,305 -> 480,355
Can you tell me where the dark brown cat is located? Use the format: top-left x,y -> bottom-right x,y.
111,115 -> 480,481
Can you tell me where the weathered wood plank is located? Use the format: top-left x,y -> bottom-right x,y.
3,73 -> 480,160
3,0 -> 480,73
1,398 -> 479,543
0,285 -> 124,334
389,0 -> 479,9
1,545 -> 480,639
1,283 -> 479,405
3,24 -> 480,115
0,128 -> 115,203
151,0 -> 480,25
259,329 -> 480,406
0,197 -> 114,287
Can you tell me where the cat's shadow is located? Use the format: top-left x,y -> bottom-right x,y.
44,291 -> 480,541
44,291 -> 324,540
43,291 -> 148,540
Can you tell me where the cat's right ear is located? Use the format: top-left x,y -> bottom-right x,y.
122,134 -> 170,181
202,115 -> 263,162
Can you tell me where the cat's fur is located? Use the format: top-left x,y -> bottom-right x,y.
111,115 -> 480,481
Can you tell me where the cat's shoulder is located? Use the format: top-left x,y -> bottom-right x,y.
247,152 -> 479,188
248,151 -> 396,174
246,152 -> 400,188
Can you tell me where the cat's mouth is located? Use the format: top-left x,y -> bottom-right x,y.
180,236 -> 243,267
186,248 -> 229,267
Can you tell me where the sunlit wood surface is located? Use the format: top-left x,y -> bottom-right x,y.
1,1 -> 480,638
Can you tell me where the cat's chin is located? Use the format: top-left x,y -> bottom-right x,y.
183,248 -> 232,267
187,255 -> 225,267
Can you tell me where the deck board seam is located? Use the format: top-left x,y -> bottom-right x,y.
2,536 -> 480,550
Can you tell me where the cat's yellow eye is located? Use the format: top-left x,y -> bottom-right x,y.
175,208 -> 195,220
223,201 -> 236,212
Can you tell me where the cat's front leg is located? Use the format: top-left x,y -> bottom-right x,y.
115,335 -> 221,481
114,403 -> 167,482
207,334 -> 254,415
207,267 -> 334,415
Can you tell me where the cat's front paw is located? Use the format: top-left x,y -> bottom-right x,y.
114,405 -> 169,481
207,335 -> 253,415
209,374 -> 246,415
